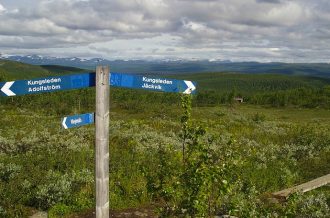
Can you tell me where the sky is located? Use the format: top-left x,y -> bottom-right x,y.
0,0 -> 329,62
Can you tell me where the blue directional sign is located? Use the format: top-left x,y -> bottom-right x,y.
0,73 -> 95,97
110,73 -> 196,94
62,113 -> 95,129
0,72 -> 196,97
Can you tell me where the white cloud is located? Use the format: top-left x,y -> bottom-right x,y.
0,0 -> 330,62
0,3 -> 6,13
260,2 -> 309,26
269,48 -> 280,51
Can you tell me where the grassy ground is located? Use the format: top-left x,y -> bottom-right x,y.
1,101 -> 329,217
193,104 -> 330,123
0,60 -> 87,81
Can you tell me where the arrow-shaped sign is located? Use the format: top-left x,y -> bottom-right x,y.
0,81 -> 16,96
0,72 -> 95,97
62,113 -> 95,129
0,72 -> 196,97
110,72 -> 197,94
183,80 -> 196,94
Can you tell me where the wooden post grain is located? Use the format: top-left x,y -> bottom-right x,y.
95,66 -> 110,218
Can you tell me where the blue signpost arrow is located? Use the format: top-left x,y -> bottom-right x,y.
110,72 -> 196,94
62,112 -> 95,129
0,72 -> 196,97
0,73 -> 95,97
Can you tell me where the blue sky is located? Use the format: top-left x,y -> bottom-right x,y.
0,0 -> 329,62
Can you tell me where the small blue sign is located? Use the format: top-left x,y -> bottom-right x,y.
62,113 -> 95,129
0,72 -> 196,97
110,73 -> 196,94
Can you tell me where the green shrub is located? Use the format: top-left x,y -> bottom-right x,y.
251,112 -> 266,123
34,171 -> 72,210
48,203 -> 72,218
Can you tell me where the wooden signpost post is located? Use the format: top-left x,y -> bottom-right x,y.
0,66 -> 196,218
95,66 -> 110,218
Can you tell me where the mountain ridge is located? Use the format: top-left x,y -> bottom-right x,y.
1,54 -> 330,78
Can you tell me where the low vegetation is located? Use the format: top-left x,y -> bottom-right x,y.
0,62 -> 329,217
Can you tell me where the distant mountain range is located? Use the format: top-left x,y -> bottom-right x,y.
1,54 -> 330,78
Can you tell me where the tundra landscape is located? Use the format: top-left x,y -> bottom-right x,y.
0,0 -> 330,217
